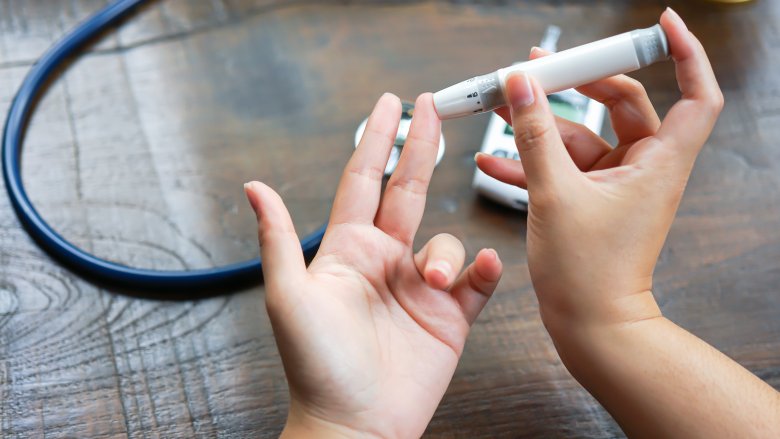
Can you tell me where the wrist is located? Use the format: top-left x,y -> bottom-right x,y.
280,421 -> 361,439
538,289 -> 663,375
539,289 -> 662,341
281,402 -> 376,439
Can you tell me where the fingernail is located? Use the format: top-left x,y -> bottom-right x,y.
376,92 -> 399,111
666,7 -> 687,31
486,248 -> 498,260
530,46 -> 543,56
507,72 -> 534,109
474,152 -> 486,162
244,182 -> 260,214
429,261 -> 451,283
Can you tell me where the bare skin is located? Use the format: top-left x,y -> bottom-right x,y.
479,8 -> 780,438
245,93 -> 502,439
245,8 -> 780,438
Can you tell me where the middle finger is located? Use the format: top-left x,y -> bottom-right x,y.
374,93 -> 441,245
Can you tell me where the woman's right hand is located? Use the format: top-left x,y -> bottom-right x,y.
477,8 -> 723,336
479,11 -> 780,439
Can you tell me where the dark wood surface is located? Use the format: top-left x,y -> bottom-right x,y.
1,0 -> 779,437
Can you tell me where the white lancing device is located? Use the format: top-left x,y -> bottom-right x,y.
433,24 -> 669,120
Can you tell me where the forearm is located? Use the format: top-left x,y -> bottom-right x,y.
550,315 -> 780,438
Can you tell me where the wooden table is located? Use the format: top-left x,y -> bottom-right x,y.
1,1 -> 778,437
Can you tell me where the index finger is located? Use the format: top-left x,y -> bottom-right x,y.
329,93 -> 401,226
654,8 -> 724,162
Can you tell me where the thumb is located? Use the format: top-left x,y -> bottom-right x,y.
506,72 -> 576,190
244,181 -> 307,296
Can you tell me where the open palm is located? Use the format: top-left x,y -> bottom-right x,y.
245,93 -> 502,439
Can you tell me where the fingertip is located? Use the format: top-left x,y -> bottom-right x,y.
507,72 -> 551,113
244,181 -> 263,216
372,92 -> 402,121
476,248 -> 502,281
450,249 -> 501,324
505,72 -> 536,110
244,183 -> 306,289
662,7 -> 687,31
474,151 -> 495,174
380,92 -> 401,106
363,93 -> 403,142
425,260 -> 452,290
415,92 -> 436,113
243,181 -> 292,224
474,153 -> 529,189
244,180 -> 261,192
474,152 -> 498,175
410,92 -> 440,135
529,46 -> 550,59
426,96 -> 442,122
660,7 -> 696,61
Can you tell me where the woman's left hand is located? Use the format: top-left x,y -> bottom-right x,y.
245,93 -> 502,439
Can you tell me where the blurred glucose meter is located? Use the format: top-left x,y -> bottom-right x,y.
472,26 -> 606,209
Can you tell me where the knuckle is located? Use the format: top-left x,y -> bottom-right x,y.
363,125 -> 396,146
466,266 -> 493,296
514,118 -> 554,152
387,175 -> 428,195
529,192 -> 552,210
528,186 -> 560,210
347,164 -> 385,182
405,133 -> 439,150
602,78 -> 648,111
709,90 -> 725,114
623,77 -> 647,97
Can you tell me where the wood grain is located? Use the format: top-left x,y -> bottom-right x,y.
1,0 -> 779,437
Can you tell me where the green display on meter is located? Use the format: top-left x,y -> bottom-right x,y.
504,92 -> 590,136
